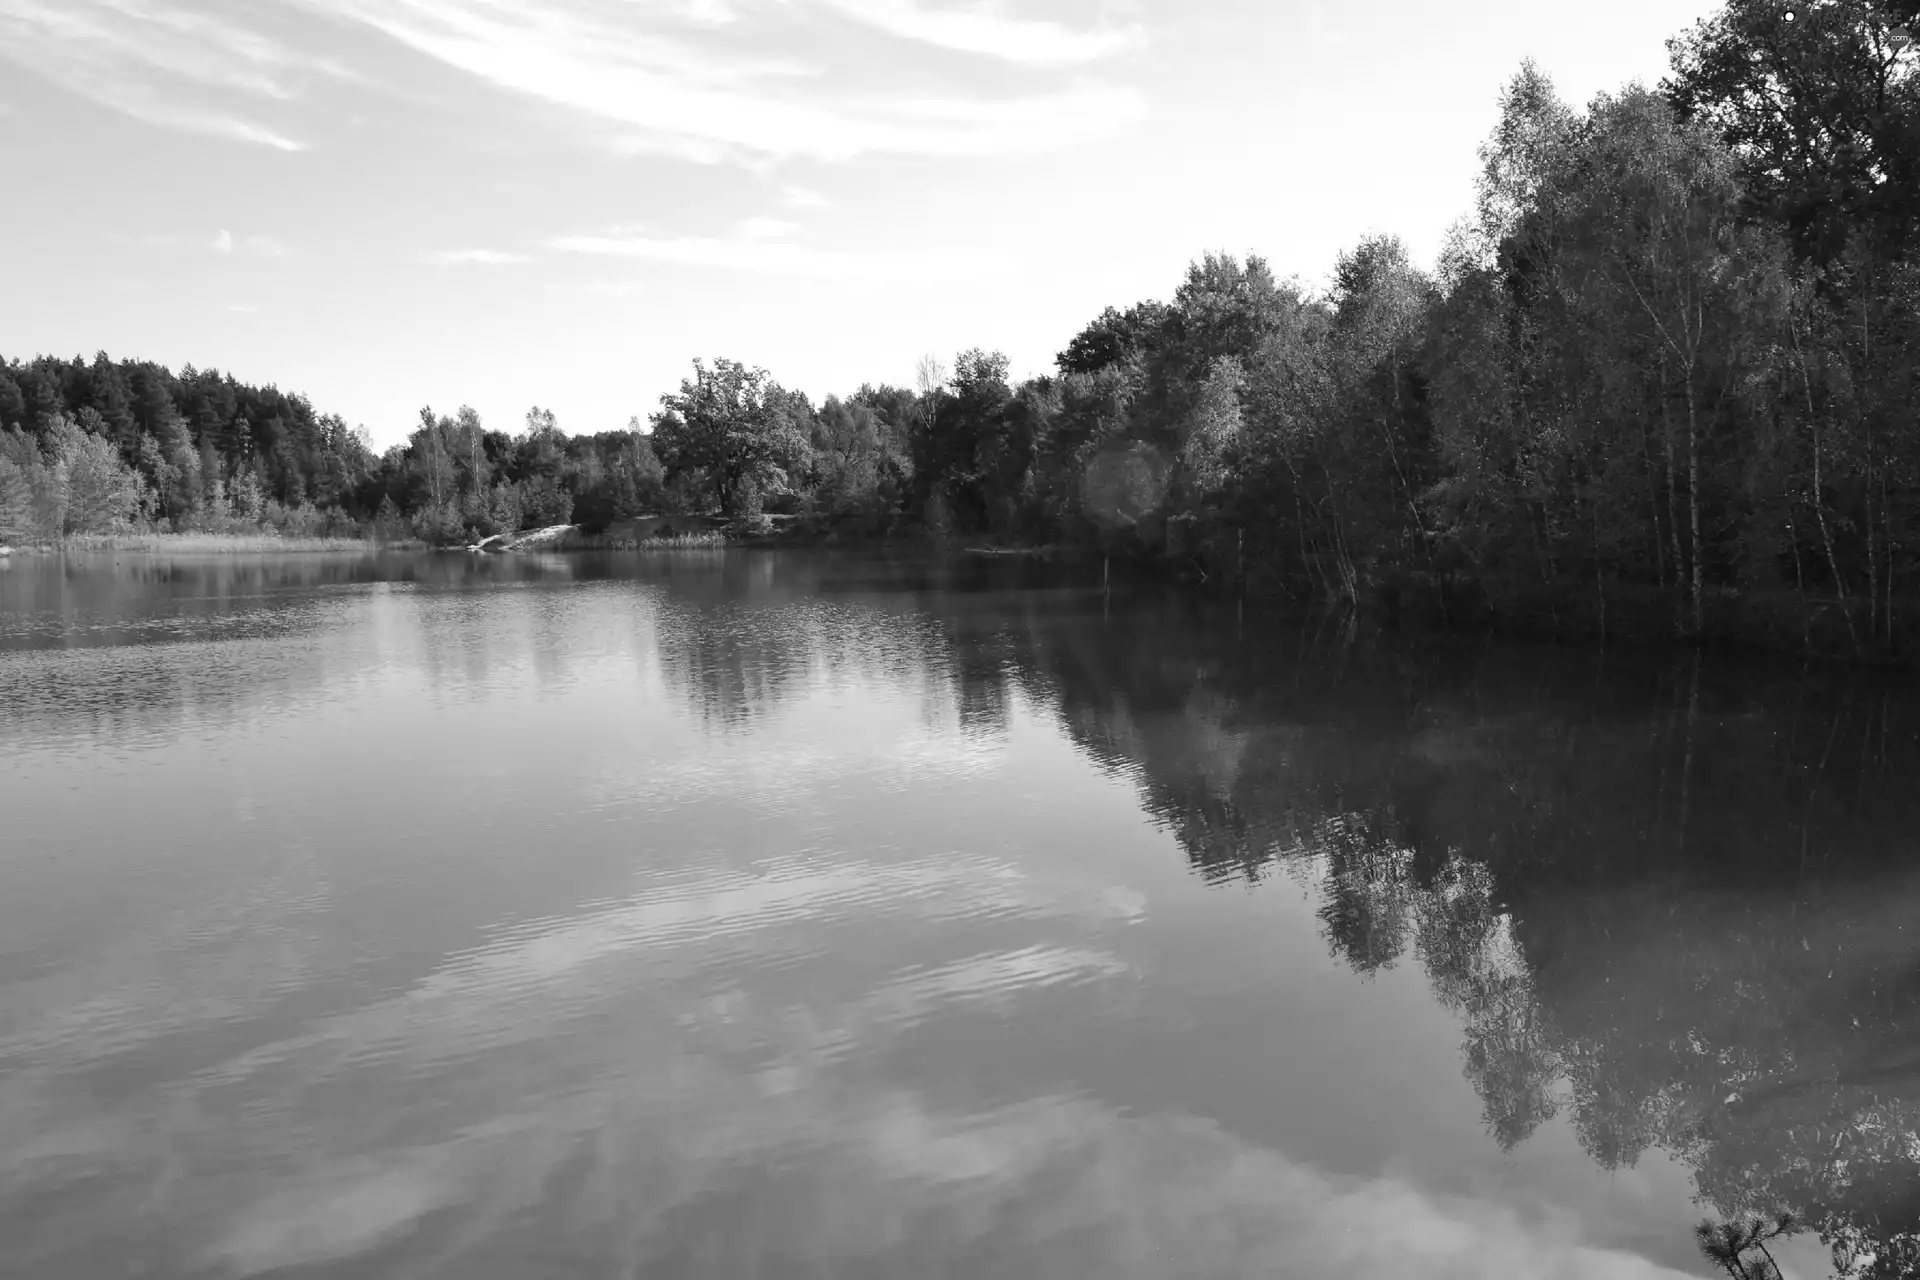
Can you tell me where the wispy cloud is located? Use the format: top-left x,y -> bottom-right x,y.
681,0 -> 737,26
780,185 -> 831,209
0,0 -> 1147,162
50,842 -> 1700,1280
816,0 -> 1143,66
225,303 -> 261,314
212,229 -> 288,256
737,216 -> 799,240
222,118 -> 307,151
0,0 -> 309,150
308,0 -> 1144,162
425,248 -> 532,265
110,231 -> 197,250
579,279 -> 651,298
549,220 -> 987,282
610,133 -> 743,167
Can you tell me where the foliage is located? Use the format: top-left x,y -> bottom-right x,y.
1694,1213 -> 1798,1280
1664,0 -> 1920,266
0,357 -> 679,548
648,358 -> 810,525
9,0 -> 1920,652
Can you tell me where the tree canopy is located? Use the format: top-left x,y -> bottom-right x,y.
648,358 -> 811,524
8,0 -> 1920,660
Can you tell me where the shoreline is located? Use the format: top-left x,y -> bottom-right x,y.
5,534 -> 424,556
16,524 -> 1915,669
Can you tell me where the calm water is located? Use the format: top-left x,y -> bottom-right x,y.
2,550 -> 1917,1279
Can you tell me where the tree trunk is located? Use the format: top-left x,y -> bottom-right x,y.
1865,415 -> 1879,644
1286,466 -> 1322,596
1882,466 -> 1896,647
1659,374 -> 1687,636
1810,391 -> 1854,650
1642,417 -> 1666,591
1791,310 -> 1857,650
1685,373 -> 1703,641
1788,513 -> 1805,598
1592,484 -> 1606,642
1680,652 -> 1700,844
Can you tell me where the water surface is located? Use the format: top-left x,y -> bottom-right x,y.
2,550 -> 1916,1279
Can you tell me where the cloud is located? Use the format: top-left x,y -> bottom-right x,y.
307,0 -> 1145,162
816,0 -> 1144,65
681,0 -> 737,25
425,248 -> 533,265
737,216 -> 799,240
610,132 -> 743,166
40,844 -> 1690,1280
0,0 -> 1147,163
225,303 -> 261,313
108,232 -> 181,247
219,117 -> 307,151
549,225 -> 988,281
780,184 -> 832,209
0,0 -> 308,150
578,279 -> 649,297
0,787 -> 1692,1280
190,1080 -> 1702,1280
211,229 -> 288,256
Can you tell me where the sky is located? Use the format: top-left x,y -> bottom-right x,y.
0,0 -> 1722,449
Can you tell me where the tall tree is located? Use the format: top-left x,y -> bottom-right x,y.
1664,0 -> 1920,265
1056,301 -> 1170,376
1554,87 -> 1795,637
649,358 -> 809,523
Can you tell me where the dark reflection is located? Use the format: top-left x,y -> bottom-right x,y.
0,550 -> 602,653
641,552 -> 1920,1274
905,586 -> 1920,1279
6,550 -> 1918,1275
0,553 -> 600,744
649,594 -> 826,733
644,553 -> 1044,738
613,551 -> 1919,1271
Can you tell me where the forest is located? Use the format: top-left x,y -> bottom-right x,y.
4,0 -> 1918,655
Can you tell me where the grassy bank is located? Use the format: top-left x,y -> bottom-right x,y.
544,528 -> 729,551
49,532 -> 422,554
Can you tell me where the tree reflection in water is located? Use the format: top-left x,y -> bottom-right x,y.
13,551 -> 1913,1274
890,573 -> 1920,1279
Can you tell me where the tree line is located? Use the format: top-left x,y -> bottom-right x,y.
0,356 -> 675,547
6,0 -> 1918,653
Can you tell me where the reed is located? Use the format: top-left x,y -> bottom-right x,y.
59,532 -> 411,554
541,528 -> 731,551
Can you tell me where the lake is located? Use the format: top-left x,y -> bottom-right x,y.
1,550 -> 1916,1279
